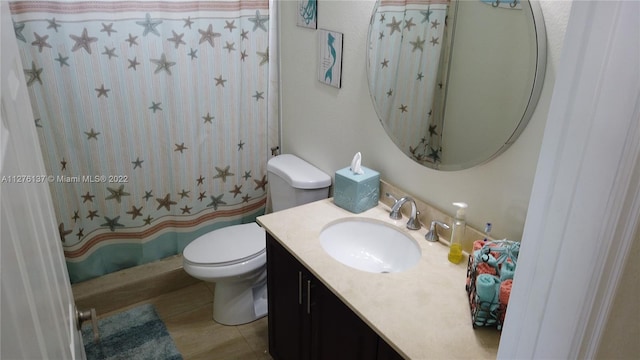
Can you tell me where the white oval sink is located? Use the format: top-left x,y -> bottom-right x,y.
319,218 -> 422,273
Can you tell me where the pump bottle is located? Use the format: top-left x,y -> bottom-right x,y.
448,202 -> 467,264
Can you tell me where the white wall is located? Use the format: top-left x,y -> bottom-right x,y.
280,0 -> 572,240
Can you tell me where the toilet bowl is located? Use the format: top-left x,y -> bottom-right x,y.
182,154 -> 331,326
183,222 -> 267,325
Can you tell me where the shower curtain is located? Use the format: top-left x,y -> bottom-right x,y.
9,0 -> 278,283
368,0 -> 449,165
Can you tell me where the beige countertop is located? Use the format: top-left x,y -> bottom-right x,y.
257,198 -> 500,359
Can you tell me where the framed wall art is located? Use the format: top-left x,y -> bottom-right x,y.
318,29 -> 343,88
297,0 -> 317,29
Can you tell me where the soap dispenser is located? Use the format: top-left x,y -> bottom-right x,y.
448,202 -> 468,264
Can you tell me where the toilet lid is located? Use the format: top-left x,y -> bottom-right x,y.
184,223 -> 265,265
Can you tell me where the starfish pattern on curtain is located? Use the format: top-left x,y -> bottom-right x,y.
368,0 -> 449,166
10,0 -> 272,283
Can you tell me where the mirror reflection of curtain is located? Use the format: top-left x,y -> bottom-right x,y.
369,0 -> 448,165
10,0 -> 274,283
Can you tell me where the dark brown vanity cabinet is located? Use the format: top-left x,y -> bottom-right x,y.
266,233 -> 405,360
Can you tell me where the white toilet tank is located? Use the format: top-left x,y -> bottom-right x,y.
267,154 -> 331,212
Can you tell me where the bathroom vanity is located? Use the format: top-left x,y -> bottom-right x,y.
257,199 -> 500,359
267,235 -> 402,360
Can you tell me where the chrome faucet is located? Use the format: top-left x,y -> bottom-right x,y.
385,193 -> 421,230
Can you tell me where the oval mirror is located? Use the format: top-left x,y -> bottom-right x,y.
367,0 -> 547,171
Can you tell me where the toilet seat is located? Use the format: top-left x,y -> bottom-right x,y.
183,223 -> 265,267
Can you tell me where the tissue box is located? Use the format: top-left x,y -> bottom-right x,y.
333,166 -> 380,213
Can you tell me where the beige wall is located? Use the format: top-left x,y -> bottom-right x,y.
279,0 -> 572,240
595,227 -> 640,359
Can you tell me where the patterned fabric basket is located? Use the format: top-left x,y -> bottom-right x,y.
465,240 -> 520,330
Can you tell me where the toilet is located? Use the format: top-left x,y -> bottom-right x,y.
182,154 -> 331,325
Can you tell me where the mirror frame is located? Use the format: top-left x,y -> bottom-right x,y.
366,0 -> 548,171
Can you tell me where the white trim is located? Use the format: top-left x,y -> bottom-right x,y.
579,96 -> 640,359
498,1 -> 640,358
275,0 -> 283,153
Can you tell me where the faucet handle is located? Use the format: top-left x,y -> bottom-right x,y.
385,193 -> 403,220
425,220 -> 450,242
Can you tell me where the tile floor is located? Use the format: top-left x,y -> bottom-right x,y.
99,281 -> 272,360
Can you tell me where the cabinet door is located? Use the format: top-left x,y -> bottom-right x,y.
267,233 -> 404,360
267,234 -> 308,360
377,339 -> 406,360
310,280 -> 379,360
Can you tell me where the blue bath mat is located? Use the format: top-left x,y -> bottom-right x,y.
82,303 -> 183,360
